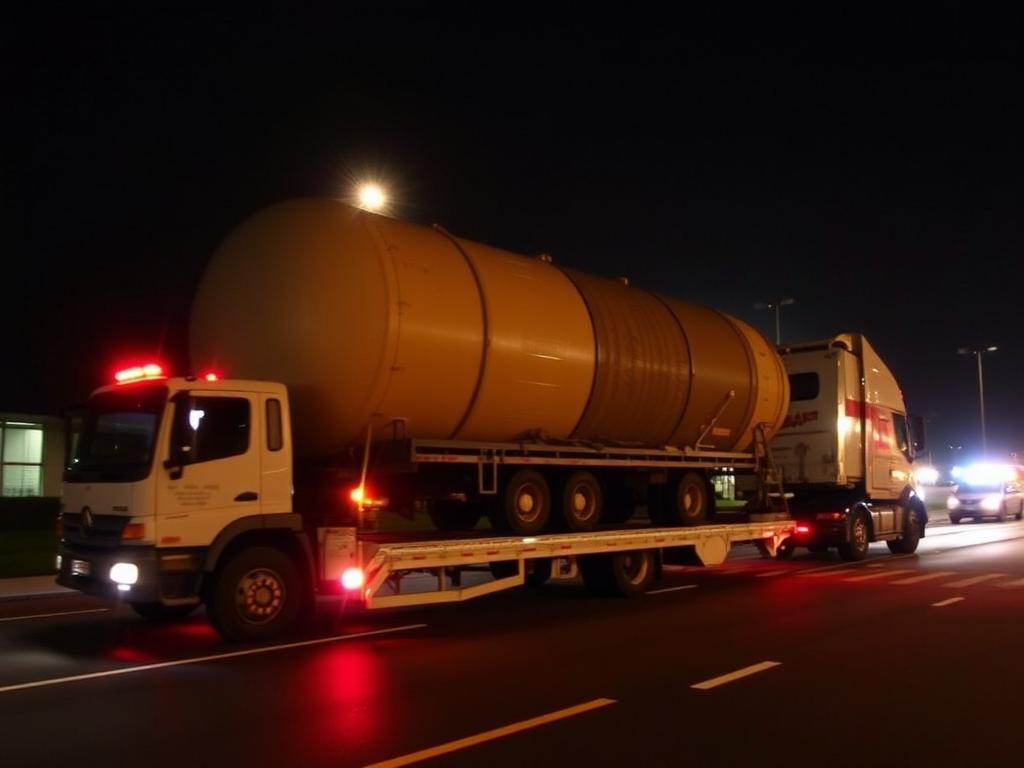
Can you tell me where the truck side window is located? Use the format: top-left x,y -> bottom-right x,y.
892,413 -> 911,458
788,372 -> 819,401
266,399 -> 283,451
174,396 -> 250,465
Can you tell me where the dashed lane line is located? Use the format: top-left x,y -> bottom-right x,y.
844,569 -> 913,582
691,661 -> 782,690
932,597 -> 965,607
0,608 -> 109,623
890,571 -> 957,585
365,698 -> 617,768
944,573 -> 1007,588
800,569 -> 857,578
648,585 -> 698,595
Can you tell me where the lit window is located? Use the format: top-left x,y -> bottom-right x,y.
1,421 -> 44,497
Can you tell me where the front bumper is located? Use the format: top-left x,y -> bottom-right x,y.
57,542 -> 162,603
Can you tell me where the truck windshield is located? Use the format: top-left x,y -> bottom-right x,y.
65,385 -> 168,483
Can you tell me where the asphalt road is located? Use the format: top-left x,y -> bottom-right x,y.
3,512 -> 1024,768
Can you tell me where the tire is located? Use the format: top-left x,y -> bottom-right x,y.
207,546 -> 304,643
887,508 -> 921,554
130,602 -> 197,622
558,471 -> 603,531
580,550 -> 655,596
1016,502 -> 1023,522
949,514 -> 961,525
838,512 -> 870,561
997,505 -> 1007,523
776,539 -> 796,559
668,472 -> 710,526
427,500 -> 483,532
495,470 -> 551,535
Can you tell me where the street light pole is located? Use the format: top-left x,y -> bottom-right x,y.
753,298 -> 794,344
958,345 -> 998,456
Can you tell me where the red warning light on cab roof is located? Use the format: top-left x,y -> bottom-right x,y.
114,363 -> 166,384
203,372 -> 220,382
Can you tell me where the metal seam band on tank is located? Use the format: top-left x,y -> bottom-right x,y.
646,290 -> 696,448
554,264 -> 603,441
709,307 -> 759,451
431,223 -> 489,440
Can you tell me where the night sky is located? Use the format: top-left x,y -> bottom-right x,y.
5,6 -> 1023,468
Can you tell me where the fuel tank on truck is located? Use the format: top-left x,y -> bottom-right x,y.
190,199 -> 789,458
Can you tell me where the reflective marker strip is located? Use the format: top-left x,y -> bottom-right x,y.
0,624 -> 427,695
890,571 -> 957,585
647,585 -> 698,594
944,573 -> 1007,588
691,661 -> 781,690
0,608 -> 108,624
365,698 -> 617,768
845,570 -> 912,582
932,597 -> 965,607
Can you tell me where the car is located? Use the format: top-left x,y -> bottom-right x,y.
947,463 -> 1024,524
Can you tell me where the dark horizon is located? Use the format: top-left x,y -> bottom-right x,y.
4,6 -> 1022,467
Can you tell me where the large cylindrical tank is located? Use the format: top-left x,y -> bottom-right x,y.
190,199 -> 788,457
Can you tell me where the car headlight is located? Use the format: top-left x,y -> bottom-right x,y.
947,496 -> 960,510
981,495 -> 1003,512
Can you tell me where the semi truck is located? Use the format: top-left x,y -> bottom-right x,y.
56,199 -> 925,641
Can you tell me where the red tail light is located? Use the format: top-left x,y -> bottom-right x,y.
341,567 -> 365,590
203,372 -> 220,382
795,524 -> 812,535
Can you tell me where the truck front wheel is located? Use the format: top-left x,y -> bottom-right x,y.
207,546 -> 303,642
887,507 -> 922,554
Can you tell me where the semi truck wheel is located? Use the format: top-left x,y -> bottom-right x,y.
580,550 -> 655,596
495,469 -> 551,535
888,506 -> 922,554
130,602 -> 197,622
670,472 -> 710,526
838,512 -> 870,561
558,471 -> 603,531
207,546 -> 303,642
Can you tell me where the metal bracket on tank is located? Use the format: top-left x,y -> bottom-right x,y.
478,450 -> 499,495
696,390 -> 736,450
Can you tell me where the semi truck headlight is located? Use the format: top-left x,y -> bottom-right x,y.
109,562 -> 139,585
981,495 -> 1003,512
947,497 -> 960,510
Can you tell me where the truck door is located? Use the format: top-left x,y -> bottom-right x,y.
869,407 -> 910,504
156,392 -> 262,547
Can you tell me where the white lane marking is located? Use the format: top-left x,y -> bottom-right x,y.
845,569 -> 913,583
0,624 -> 427,695
648,585 -> 698,595
800,569 -> 857,578
932,597 -> 965,607
944,573 -> 1007,588
365,698 -> 616,768
691,661 -> 782,690
998,578 -> 1024,588
756,570 -> 790,578
890,571 -> 957,585
0,608 -> 109,624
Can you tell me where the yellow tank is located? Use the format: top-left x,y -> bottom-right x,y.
190,199 -> 788,457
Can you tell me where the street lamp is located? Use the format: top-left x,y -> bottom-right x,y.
957,345 -> 998,456
753,298 -> 794,344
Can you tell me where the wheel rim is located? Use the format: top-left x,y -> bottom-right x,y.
515,484 -> 542,525
679,480 -> 704,519
852,518 -> 868,550
235,567 -> 285,625
569,482 -> 597,524
618,553 -> 650,585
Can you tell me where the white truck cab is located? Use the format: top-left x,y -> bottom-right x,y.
771,333 -> 926,559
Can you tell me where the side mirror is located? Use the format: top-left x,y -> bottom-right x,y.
910,415 -> 927,454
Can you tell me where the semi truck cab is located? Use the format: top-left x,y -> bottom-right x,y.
771,333 -> 926,559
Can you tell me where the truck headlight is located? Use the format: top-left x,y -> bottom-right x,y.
109,562 -> 139,585
981,495 -> 1003,512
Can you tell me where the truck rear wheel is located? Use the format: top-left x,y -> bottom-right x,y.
579,550 -> 655,596
558,471 -> 603,531
669,472 -> 710,526
207,546 -> 303,642
838,512 -> 870,561
492,469 -> 551,535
